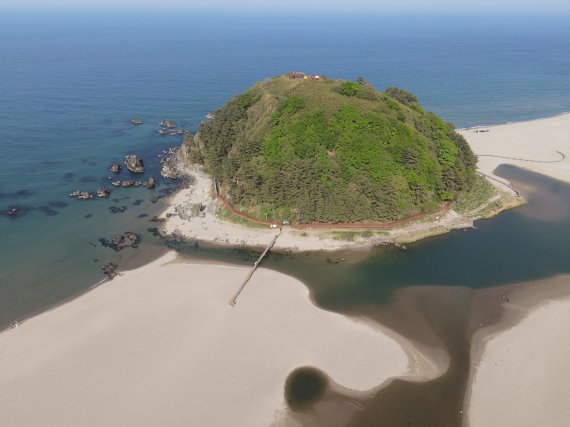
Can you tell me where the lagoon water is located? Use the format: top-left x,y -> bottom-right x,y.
269,165 -> 570,425
1,11 -> 570,423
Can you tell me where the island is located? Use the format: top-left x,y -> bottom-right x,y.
161,74 -> 521,249
3,80 -> 570,427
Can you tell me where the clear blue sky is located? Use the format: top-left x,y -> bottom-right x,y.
3,0 -> 570,13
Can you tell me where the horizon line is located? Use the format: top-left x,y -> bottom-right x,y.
2,7 -> 570,14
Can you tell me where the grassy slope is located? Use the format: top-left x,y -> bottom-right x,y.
191,75 -> 477,224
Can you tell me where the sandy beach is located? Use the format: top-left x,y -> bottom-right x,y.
0,252 -> 425,426
462,114 -> 570,426
459,113 -> 570,187
467,276 -> 570,427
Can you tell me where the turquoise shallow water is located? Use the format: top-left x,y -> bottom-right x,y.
1,12 -> 570,326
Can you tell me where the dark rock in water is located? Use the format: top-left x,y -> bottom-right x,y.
138,213 -> 148,218
97,187 -> 111,198
121,180 -> 134,188
88,161 -> 97,167
159,120 -> 177,128
69,190 -> 93,200
146,177 -> 156,189
100,232 -> 140,251
132,199 -> 143,206
49,201 -> 68,208
149,215 -> 166,223
112,234 -> 125,247
62,172 -> 75,181
4,207 -> 20,217
81,158 -> 89,164
84,214 -> 93,218
125,232 -> 139,245
109,206 -> 127,214
37,206 -> 58,216
10,319 -> 23,329
78,175 -> 97,183
124,155 -> 144,174
110,164 -> 122,174
101,263 -> 119,279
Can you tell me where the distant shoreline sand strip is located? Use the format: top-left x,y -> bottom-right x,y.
459,112 -> 570,185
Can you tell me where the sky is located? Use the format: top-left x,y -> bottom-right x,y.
2,0 -> 570,13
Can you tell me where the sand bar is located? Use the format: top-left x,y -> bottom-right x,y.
459,113 -> 570,186
462,115 -> 570,426
0,252 -> 415,426
467,276 -> 570,427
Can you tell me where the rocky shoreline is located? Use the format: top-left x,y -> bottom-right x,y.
156,149 -> 504,252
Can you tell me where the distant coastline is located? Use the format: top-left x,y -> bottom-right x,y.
458,112 -> 570,184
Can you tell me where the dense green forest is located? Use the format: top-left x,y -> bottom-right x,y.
187,75 -> 477,223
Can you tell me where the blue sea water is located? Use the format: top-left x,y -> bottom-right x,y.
1,12 -> 570,326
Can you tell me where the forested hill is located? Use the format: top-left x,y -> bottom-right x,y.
186,75 -> 477,223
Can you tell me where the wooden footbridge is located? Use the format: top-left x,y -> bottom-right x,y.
229,232 -> 281,306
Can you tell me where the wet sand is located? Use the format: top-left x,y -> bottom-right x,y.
467,275 -> 570,427
270,165 -> 570,426
276,276 -> 570,427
